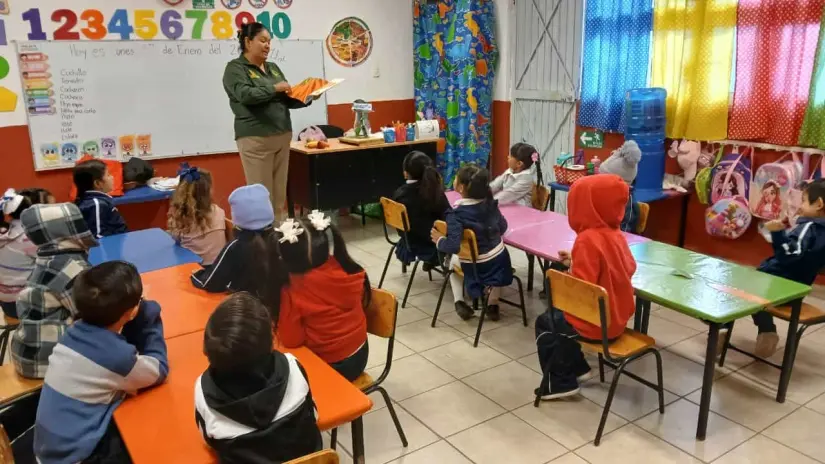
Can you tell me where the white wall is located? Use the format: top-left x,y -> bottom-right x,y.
0,0 -> 413,128
494,0 -> 512,102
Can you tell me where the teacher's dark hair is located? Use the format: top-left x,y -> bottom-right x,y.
237,22 -> 267,54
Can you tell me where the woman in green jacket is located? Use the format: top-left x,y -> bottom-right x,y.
223,22 -> 310,221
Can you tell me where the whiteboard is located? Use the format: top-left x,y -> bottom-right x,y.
16,39 -> 328,171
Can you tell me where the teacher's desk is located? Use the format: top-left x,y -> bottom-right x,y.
288,138 -> 438,223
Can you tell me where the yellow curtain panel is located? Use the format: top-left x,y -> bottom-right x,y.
651,0 -> 736,140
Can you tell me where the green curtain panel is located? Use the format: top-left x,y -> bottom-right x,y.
799,7 -> 825,148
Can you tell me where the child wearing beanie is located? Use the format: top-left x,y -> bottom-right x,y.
598,141 -> 642,233
191,184 -> 287,320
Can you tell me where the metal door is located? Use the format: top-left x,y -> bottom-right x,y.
510,0 -> 583,212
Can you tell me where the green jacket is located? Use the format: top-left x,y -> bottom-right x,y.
222,56 -> 306,139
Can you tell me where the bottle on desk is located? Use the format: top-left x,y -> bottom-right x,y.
592,156 -> 601,174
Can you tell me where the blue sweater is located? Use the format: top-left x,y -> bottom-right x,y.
75,191 -> 128,238
760,217 -> 825,286
34,300 -> 169,463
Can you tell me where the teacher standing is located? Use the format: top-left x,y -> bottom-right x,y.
223,22 -> 309,221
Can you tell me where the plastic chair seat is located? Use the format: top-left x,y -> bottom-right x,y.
768,303 -> 825,325
578,329 -> 656,358
452,265 -> 463,277
351,372 -> 374,391
2,316 -> 19,326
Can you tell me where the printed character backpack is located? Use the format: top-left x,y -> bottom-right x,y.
696,144 -> 724,205
749,152 -> 802,221
710,147 -> 752,205
706,149 -> 752,240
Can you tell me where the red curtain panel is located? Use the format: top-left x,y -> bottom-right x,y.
728,0 -> 824,146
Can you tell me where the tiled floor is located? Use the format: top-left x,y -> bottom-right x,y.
330,216 -> 825,464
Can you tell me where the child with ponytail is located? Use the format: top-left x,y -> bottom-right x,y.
275,211 -> 369,381
392,151 -> 451,266
168,163 -> 227,265
490,143 -> 545,207
431,164 -> 513,322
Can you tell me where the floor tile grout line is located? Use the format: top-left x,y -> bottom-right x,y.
756,431 -> 825,464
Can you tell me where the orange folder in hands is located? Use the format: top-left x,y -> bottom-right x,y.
287,77 -> 344,104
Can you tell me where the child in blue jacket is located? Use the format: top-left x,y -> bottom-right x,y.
74,159 -> 128,238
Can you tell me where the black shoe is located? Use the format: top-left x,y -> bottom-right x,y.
455,301 -> 473,320
422,262 -> 434,272
487,304 -> 500,321
534,385 -> 581,401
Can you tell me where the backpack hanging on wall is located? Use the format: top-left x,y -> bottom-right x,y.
706,149 -> 752,240
710,147 -> 752,204
695,144 -> 724,205
749,152 -> 802,221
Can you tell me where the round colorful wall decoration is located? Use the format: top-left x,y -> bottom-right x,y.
222,0 -> 243,9
248,0 -> 268,8
275,0 -> 293,9
326,17 -> 373,68
163,0 -> 185,5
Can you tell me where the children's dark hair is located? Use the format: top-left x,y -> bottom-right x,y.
237,22 -> 268,54
204,292 -> 273,373
240,227 -> 288,322
277,217 -> 371,308
510,142 -> 544,185
73,159 -> 107,197
455,164 -> 501,241
74,261 -> 143,327
403,151 -> 445,213
803,179 -> 825,208
0,187 -> 52,230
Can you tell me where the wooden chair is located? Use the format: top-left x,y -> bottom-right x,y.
377,197 -> 443,308
536,270 -> 665,446
636,202 -> 650,234
430,221 -> 527,347
285,449 -> 340,464
224,217 -> 236,242
0,316 -> 19,366
718,301 -> 825,375
0,425 -> 12,464
331,288 -> 407,450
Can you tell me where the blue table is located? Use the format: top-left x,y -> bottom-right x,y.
112,187 -> 173,206
548,182 -> 690,247
89,228 -> 201,274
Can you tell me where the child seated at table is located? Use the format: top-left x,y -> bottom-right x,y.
0,188 -> 54,319
191,184 -> 286,317
275,211 -> 370,382
598,140 -> 642,232
35,261 -> 168,463
534,174 -> 637,399
734,179 -> 825,357
167,163 -> 227,265
392,151 -> 451,269
196,292 -> 321,463
74,159 -> 128,238
11,203 -> 98,379
431,164 -> 513,322
489,142 -> 545,207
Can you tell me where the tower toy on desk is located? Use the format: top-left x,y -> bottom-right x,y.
352,99 -> 373,138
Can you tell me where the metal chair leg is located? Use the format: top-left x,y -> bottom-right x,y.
330,427 -> 338,449
376,386 -> 408,447
0,329 -> 9,366
474,297 -> 487,347
428,270 -> 433,282
597,353 -> 605,383
718,322 -> 735,367
378,245 -> 397,289
431,271 -> 452,327
652,349 -> 665,413
595,359 -> 629,446
514,276 -> 528,326
401,260 -> 420,309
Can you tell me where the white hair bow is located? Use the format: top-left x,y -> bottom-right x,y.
0,189 -> 24,215
276,218 -> 304,244
307,210 -> 331,231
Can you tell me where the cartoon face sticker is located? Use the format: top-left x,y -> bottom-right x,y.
60,143 -> 79,163
136,135 -> 152,157
119,135 -> 135,159
40,143 -> 60,166
101,137 -> 117,158
221,0 -> 242,8
83,140 -> 100,158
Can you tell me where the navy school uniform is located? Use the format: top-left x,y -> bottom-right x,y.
392,180 -> 451,265
75,191 -> 128,238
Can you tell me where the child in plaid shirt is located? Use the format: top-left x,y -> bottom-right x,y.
11,203 -> 98,379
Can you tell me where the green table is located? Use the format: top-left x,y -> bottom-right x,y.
629,241 -> 810,440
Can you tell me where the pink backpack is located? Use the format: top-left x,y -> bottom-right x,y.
706,149 -> 752,239
749,152 -> 802,220
710,148 -> 752,204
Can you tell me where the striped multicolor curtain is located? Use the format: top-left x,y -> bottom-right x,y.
728,0 -> 824,146
650,0 -> 736,141
578,0 -> 653,133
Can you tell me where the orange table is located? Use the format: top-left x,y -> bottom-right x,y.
140,263 -> 224,340
114,331 -> 373,463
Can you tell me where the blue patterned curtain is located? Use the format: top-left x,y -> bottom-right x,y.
578,0 -> 653,133
414,0 -> 497,185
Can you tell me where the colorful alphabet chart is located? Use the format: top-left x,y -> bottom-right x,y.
18,39 -> 327,171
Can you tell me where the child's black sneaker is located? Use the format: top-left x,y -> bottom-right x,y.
455,301 -> 473,320
487,304 -> 500,321
534,385 -> 581,401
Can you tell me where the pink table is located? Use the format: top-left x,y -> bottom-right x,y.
445,191 -> 548,231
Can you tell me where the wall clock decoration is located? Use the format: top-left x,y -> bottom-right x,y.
248,0 -> 268,8
275,0 -> 293,9
326,17 -> 373,68
221,0 -> 242,9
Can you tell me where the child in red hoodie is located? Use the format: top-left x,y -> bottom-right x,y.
535,174 -> 637,399
275,211 -> 370,381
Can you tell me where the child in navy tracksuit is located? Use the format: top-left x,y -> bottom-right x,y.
74,159 -> 128,238
432,164 -> 513,322
35,261 -> 168,463
733,179 -> 825,358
